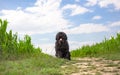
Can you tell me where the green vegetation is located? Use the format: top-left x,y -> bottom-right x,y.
71,33 -> 120,60
0,19 -> 67,75
0,53 -> 67,75
0,19 -> 41,59
1,18 -> 120,75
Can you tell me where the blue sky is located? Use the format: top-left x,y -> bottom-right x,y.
0,0 -> 120,55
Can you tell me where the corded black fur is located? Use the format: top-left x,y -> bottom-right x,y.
55,32 -> 71,60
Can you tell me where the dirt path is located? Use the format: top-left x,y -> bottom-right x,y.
61,58 -> 120,75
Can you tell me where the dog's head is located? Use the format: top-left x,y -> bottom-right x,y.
56,32 -> 67,45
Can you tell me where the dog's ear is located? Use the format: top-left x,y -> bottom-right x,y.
56,36 -> 58,40
61,32 -> 67,40
56,33 -> 59,40
63,33 -> 67,40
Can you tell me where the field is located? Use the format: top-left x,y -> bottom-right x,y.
0,53 -> 67,75
0,19 -> 67,75
0,19 -> 120,75
71,33 -> 120,60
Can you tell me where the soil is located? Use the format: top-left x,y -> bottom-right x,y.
61,58 -> 120,75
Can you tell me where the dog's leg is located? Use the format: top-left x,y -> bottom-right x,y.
56,51 -> 63,58
65,52 -> 71,60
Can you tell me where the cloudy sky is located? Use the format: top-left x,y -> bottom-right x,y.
0,0 -> 120,55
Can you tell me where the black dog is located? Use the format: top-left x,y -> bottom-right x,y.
55,32 -> 71,60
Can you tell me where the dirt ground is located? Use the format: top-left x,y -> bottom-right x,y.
61,58 -> 120,75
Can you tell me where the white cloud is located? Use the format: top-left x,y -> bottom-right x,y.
98,0 -> 120,10
36,43 -> 55,56
65,23 -> 109,34
0,0 -> 71,35
85,0 -> 98,6
110,21 -> 120,27
75,0 -> 80,2
39,38 -> 49,41
98,0 -> 112,8
92,15 -> 102,20
69,41 -> 98,50
85,0 -> 120,10
118,30 -> 120,33
62,4 -> 92,16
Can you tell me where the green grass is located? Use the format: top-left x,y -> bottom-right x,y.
0,19 -> 68,75
1,18 -> 120,75
71,33 -> 120,60
0,53 -> 67,75
0,19 -> 41,58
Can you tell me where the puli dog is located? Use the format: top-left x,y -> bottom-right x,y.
55,32 -> 71,60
